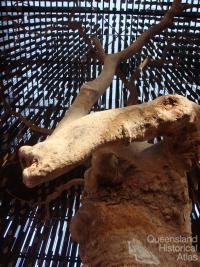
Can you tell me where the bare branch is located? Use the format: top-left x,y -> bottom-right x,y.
8,110 -> 52,135
37,178 -> 84,220
52,0 -> 191,133
52,54 -> 119,133
35,178 -> 84,206
19,95 -> 200,188
91,36 -> 106,62
18,1 -> 193,188
115,0 -> 191,62
125,42 -> 181,105
127,57 -> 150,105
2,91 -> 52,134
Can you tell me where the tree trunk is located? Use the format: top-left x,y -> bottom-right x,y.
70,142 -> 200,266
15,1 -> 199,265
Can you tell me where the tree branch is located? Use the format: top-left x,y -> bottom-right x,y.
8,110 -> 52,135
125,40 -> 182,105
19,95 -> 200,188
2,92 -> 52,135
35,178 -> 84,206
19,1 -> 193,188
52,0 -> 191,134
115,0 -> 191,62
127,57 -> 150,105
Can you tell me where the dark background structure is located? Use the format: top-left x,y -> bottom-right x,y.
0,0 -> 200,266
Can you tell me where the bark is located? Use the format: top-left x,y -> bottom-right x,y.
68,93 -> 200,266
70,141 -> 200,266
17,1 -> 200,266
18,94 -> 200,266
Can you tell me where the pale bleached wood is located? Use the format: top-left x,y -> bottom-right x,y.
52,0 -> 190,134
19,0 -> 193,188
19,94 -> 200,187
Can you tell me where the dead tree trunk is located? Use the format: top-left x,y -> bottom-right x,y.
20,94 -> 200,266
18,1 -> 200,266
70,140 -> 199,266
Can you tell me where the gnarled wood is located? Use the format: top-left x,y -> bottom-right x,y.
19,94 -> 200,188
70,129 -> 200,266
17,1 -> 200,266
